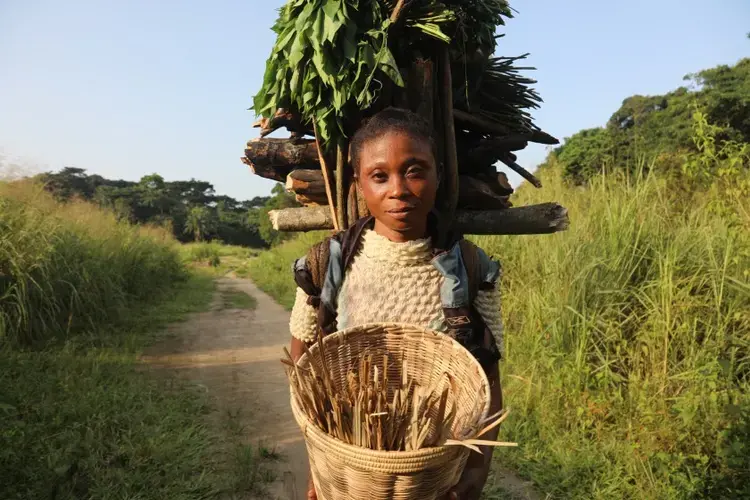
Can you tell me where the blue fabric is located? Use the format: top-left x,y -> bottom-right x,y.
321,238 -> 343,310
431,242 -> 470,308
293,255 -> 307,274
475,246 -> 501,285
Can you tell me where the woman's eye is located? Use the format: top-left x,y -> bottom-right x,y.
406,166 -> 425,177
371,172 -> 387,182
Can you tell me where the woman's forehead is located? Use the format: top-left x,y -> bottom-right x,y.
360,131 -> 433,159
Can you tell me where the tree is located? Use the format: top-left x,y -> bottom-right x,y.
553,58 -> 750,182
252,183 -> 299,247
184,206 -> 213,242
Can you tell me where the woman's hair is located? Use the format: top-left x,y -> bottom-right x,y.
349,107 -> 437,175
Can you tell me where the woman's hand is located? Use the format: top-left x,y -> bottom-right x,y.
448,361 -> 502,499
446,459 -> 491,500
307,473 -> 317,499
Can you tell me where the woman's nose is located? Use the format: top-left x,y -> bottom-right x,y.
388,176 -> 409,198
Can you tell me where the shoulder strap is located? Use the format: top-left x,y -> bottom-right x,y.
458,239 -> 482,303
293,238 -> 330,300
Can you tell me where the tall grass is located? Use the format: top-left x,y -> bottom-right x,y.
475,161 -> 750,499
0,181 -> 185,345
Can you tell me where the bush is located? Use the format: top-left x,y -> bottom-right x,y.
0,181 -> 186,345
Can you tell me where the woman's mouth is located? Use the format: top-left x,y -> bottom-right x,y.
387,205 -> 417,221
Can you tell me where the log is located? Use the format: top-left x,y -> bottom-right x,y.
458,175 -> 512,210
244,138 -> 319,170
294,193 -> 328,205
285,169 -> 329,196
269,203 -> 570,235
241,157 -> 289,182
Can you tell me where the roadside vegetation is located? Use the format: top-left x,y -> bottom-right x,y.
0,183 -> 275,499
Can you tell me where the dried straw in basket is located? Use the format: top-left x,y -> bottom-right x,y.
282,323 -> 515,452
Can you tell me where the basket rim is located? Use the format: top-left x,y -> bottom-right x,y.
292,321 -> 492,454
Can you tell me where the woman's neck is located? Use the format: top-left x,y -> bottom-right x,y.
373,219 -> 427,243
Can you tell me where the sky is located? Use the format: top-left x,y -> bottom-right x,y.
0,0 -> 748,200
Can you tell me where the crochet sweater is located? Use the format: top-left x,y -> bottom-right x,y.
289,229 -> 504,356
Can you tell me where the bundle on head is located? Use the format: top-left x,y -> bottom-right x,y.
282,323 -> 514,500
246,0 -> 569,236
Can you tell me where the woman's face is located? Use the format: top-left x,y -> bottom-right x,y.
356,130 -> 438,242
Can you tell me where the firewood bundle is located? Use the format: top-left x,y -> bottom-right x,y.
243,0 -> 569,235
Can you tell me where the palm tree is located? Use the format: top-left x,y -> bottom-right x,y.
184,206 -> 210,242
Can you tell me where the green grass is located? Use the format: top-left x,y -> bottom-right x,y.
0,273 -> 220,500
239,231 -> 328,309
221,289 -> 258,310
475,162 -> 750,499
246,162 -> 749,499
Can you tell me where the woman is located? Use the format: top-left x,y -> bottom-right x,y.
289,107 -> 504,500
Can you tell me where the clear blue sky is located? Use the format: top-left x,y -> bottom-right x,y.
1,0 -> 747,200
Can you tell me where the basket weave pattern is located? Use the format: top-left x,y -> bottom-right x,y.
291,323 -> 491,500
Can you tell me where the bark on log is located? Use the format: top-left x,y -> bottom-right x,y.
244,138 -> 319,169
294,193 -> 328,205
458,175 -> 512,210
241,157 -> 286,182
270,204 -> 569,235
285,169 -> 327,195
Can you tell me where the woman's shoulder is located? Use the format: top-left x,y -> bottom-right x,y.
457,238 -> 502,289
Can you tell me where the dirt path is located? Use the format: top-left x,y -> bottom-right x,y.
141,276 -> 308,499
140,275 -> 543,500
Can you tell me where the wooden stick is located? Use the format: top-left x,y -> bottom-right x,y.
312,122 -> 340,232
335,143 -> 346,230
440,45 -> 460,221
454,110 -> 560,146
499,153 -> 543,189
389,0 -> 407,23
269,203 -> 570,235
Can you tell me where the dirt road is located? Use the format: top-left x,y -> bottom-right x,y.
140,275 -> 542,500
141,276 -> 308,499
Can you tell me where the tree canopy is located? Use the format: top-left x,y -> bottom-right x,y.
33,168 -> 296,247
551,57 -> 750,183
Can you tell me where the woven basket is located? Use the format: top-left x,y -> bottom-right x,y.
290,322 -> 491,500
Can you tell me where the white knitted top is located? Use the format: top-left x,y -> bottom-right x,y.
289,229 -> 504,355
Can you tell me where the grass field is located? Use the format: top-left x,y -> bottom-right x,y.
242,162 -> 750,499
0,184 -> 275,499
